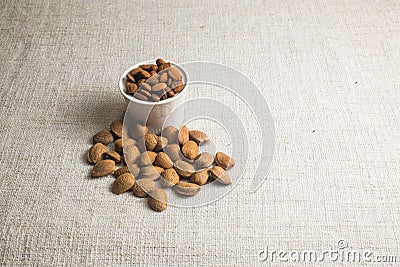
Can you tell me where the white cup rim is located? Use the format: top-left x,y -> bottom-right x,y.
118,60 -> 188,106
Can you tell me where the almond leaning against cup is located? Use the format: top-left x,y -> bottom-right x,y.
215,152 -> 235,170
148,188 -> 168,212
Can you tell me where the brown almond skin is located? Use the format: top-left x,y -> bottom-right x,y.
145,134 -> 158,151
156,58 -> 167,66
93,130 -> 114,145
148,188 -> 167,212
174,160 -> 195,178
215,152 -> 235,170
160,168 -> 179,187
153,166 -> 164,175
174,182 -> 200,196
112,173 -> 135,195
138,151 -> 157,166
152,83 -> 167,92
140,166 -> 160,180
103,151 -> 121,163
131,124 -> 148,140
87,147 -> 93,164
160,72 -> 168,83
114,139 -> 123,154
210,166 -> 232,185
190,169 -> 210,186
89,143 -> 108,164
162,126 -> 179,144
123,145 -> 141,165
178,126 -> 189,145
110,120 -> 123,138
155,152 -> 174,169
181,141 -> 199,160
114,166 -> 130,178
189,130 -> 208,146
132,179 -> 157,197
154,136 -> 168,152
164,144 -> 181,162
167,67 -> 182,81
194,152 -> 214,169
91,159 -> 116,177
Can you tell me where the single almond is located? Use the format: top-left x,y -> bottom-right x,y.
126,83 -> 138,94
110,120 -> 123,138
156,58 -> 167,66
123,145 -> 141,165
155,152 -> 174,169
112,173 -> 135,195
171,81 -> 185,93
103,151 -> 121,163
91,159 -> 116,177
164,144 -> 181,162
139,69 -> 151,79
153,166 -> 164,175
190,169 -> 210,186
178,125 -> 189,145
139,64 -> 154,71
131,124 -> 148,140
189,130 -> 208,146
181,141 -> 199,160
210,166 -> 232,185
162,126 -> 179,144
167,67 -> 182,81
129,67 -> 142,76
174,182 -> 200,196
215,152 -> 235,170
157,63 -> 171,72
114,138 -> 123,154
145,134 -> 158,151
140,166 -> 160,180
132,179 -> 157,197
114,166 -> 130,178
174,160 -> 195,178
93,130 -> 114,145
139,83 -> 152,91
154,136 -> 168,152
152,83 -> 167,92
160,168 -> 180,187
148,188 -> 167,212
89,143 -> 108,164
194,152 -> 214,169
138,151 -> 157,166
87,147 -> 93,164
159,72 -> 168,83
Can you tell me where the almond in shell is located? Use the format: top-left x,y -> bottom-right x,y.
189,130 -> 208,146
132,179 -> 157,197
148,188 -> 167,212
174,182 -> 200,196
190,169 -> 210,186
164,144 -> 181,162
194,152 -> 214,169
160,168 -> 179,187
154,136 -> 168,152
215,152 -> 235,170
89,143 -> 108,164
178,125 -> 189,145
181,141 -> 199,160
93,130 -> 114,145
145,134 -> 158,151
174,160 -> 195,178
112,173 -> 135,195
110,120 -> 123,138
162,126 -> 179,144
103,151 -> 121,163
138,151 -> 157,166
210,166 -> 232,185
155,152 -> 174,169
140,165 -> 160,180
91,159 -> 116,177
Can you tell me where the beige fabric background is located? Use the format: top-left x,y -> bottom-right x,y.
1,0 -> 400,266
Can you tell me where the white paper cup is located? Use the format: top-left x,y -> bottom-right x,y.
118,60 -> 188,134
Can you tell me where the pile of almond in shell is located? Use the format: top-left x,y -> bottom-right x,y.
124,58 -> 185,102
87,121 -> 235,212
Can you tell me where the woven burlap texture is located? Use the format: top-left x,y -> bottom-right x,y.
1,0 -> 399,266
